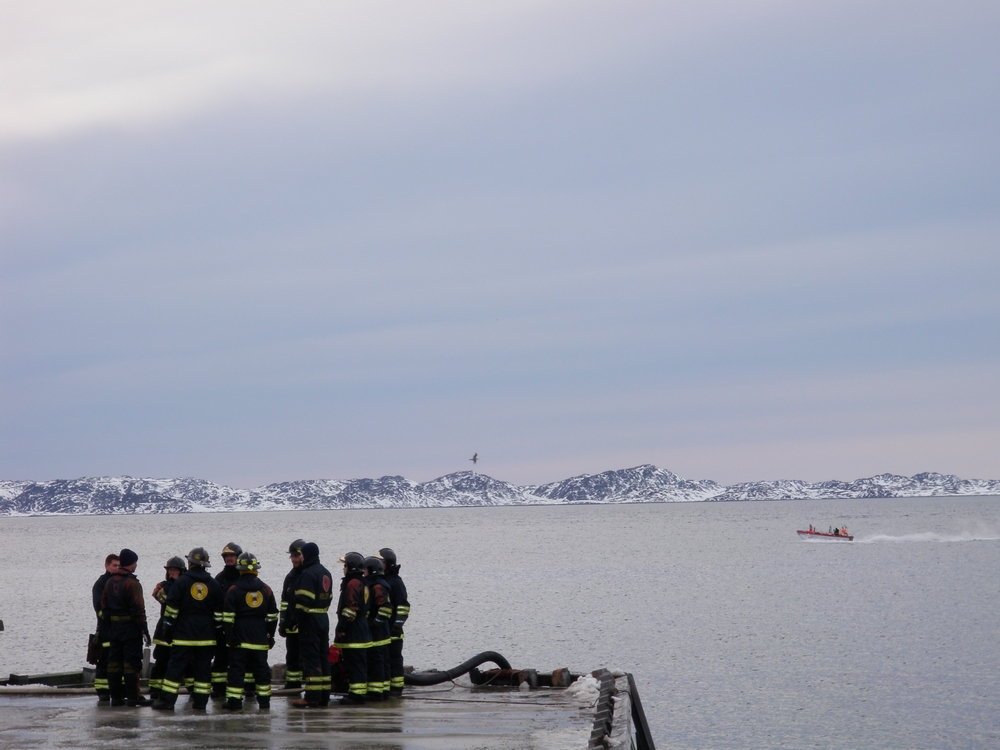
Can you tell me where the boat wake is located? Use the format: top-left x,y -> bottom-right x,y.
858,530 -> 1000,544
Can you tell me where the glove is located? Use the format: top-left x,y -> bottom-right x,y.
143,629 -> 151,648
335,630 -> 346,643
278,625 -> 286,638
267,636 -> 275,649
390,623 -> 403,637
160,621 -> 174,643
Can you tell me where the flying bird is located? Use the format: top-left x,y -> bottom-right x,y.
470,453 -> 478,465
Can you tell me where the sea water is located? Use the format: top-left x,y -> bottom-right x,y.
1,495 -> 999,749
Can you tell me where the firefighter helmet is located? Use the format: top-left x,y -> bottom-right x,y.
236,551 -> 261,572
186,547 -> 211,568
364,556 -> 384,575
164,556 -> 186,571
288,538 -> 306,555
338,551 -> 365,572
221,542 -> 242,557
376,548 -> 397,567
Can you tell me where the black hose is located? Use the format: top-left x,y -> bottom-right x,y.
404,651 -> 512,686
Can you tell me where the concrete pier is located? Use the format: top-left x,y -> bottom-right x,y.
0,682 -> 597,750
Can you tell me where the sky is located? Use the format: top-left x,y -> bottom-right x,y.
2,1 -> 998,488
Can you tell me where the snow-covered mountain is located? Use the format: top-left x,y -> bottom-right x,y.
0,466 -> 997,516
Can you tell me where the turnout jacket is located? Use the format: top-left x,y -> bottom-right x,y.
294,558 -> 334,622
162,568 -> 224,647
101,570 -> 148,637
279,565 -> 303,635
151,577 -> 175,647
215,564 -> 240,590
92,571 -> 114,640
222,573 -> 279,649
384,565 -> 410,637
333,570 -> 371,648
366,572 -> 392,647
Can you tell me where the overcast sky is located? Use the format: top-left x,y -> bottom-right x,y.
2,1 -> 998,488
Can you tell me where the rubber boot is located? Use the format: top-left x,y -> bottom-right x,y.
125,674 -> 151,707
152,693 -> 177,711
257,697 -> 270,710
319,689 -> 330,707
223,697 -> 243,711
108,671 -> 126,706
339,693 -> 365,706
192,696 -> 209,711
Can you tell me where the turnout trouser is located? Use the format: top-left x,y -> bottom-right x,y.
227,647 -> 272,705
342,647 -> 368,698
160,645 -> 214,708
284,631 -> 302,686
107,624 -> 143,703
389,636 -> 405,691
298,614 -> 331,704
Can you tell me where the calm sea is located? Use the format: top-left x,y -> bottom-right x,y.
2,496 -> 999,749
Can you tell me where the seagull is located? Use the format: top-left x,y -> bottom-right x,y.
470,453 -> 478,465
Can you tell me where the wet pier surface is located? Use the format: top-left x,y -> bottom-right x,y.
0,685 -> 594,750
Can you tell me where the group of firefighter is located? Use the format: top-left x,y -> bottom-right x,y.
91,540 -> 409,710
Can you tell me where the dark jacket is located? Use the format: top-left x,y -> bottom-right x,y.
92,571 -> 114,641
294,557 -> 334,624
101,570 -> 148,640
222,573 -> 279,649
384,565 -> 410,638
215,565 -> 240,590
366,572 -> 392,647
333,570 -> 371,648
163,568 -> 224,647
280,565 -> 303,635
151,578 -> 175,647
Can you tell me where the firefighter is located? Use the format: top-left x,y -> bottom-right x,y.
148,556 -> 185,699
152,547 -> 224,711
377,547 -> 410,697
101,548 -> 151,706
291,542 -> 334,708
211,542 -> 243,697
279,539 -> 306,689
364,555 -> 393,701
222,551 -> 279,710
91,553 -> 119,703
333,551 -> 371,705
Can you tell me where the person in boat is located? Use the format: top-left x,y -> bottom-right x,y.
842,526 -> 848,536
833,527 -> 840,536
91,553 -> 119,703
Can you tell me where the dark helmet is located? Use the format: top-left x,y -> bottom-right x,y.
236,551 -> 261,573
186,547 -> 211,569
221,542 -> 242,557
338,551 -> 365,572
364,556 -> 384,575
164,556 -> 186,571
376,548 -> 397,567
288,538 -> 306,555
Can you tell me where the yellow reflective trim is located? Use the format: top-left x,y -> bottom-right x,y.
238,642 -> 270,651
170,639 -> 216,646
370,637 -> 392,647
294,589 -> 316,599
333,640 -> 373,649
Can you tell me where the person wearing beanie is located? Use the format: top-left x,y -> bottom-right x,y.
291,542 -> 334,708
100,548 -> 151,707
